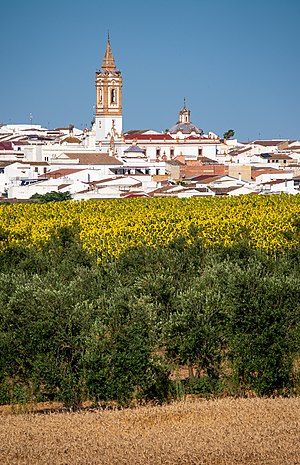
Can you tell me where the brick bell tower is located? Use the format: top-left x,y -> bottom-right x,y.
95,36 -> 123,144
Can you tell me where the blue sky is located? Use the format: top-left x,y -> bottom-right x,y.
1,0 -> 299,140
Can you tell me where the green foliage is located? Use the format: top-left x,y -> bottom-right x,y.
224,255 -> 300,395
169,378 -> 186,400
223,129 -> 235,140
0,232 -> 299,408
185,376 -> 223,396
162,272 -> 225,379
84,288 -> 170,405
0,381 -> 10,405
30,191 -> 72,203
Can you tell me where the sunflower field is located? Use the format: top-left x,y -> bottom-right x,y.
0,195 -> 300,256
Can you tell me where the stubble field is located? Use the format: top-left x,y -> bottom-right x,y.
0,397 -> 299,465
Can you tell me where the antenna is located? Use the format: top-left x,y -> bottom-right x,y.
29,113 -> 33,125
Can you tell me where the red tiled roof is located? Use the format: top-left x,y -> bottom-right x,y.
253,140 -> 285,146
85,176 -> 118,185
124,133 -> 220,143
166,159 -> 185,166
268,153 -> 293,160
188,174 -> 221,182
149,185 -> 179,195
43,168 -> 84,179
62,136 -> 81,143
238,147 -> 252,154
12,141 -> 29,146
124,134 -> 174,141
200,156 -> 219,163
260,179 -> 293,186
0,161 -> 15,168
57,183 -> 72,190
251,168 -> 284,180
19,161 -> 49,166
63,153 -> 123,165
0,142 -> 14,150
120,192 -> 150,198
209,186 -> 239,194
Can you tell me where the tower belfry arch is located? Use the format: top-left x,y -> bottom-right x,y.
95,36 -> 122,145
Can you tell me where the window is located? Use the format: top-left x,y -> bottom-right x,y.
198,148 -> 203,156
156,148 -> 160,157
111,89 -> 116,103
170,148 -> 174,157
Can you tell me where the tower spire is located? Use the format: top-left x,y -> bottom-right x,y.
95,38 -> 123,146
102,35 -> 116,70
179,98 -> 190,124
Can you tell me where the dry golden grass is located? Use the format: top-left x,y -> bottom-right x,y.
0,397 -> 299,465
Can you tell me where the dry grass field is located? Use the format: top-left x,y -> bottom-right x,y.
0,397 -> 299,465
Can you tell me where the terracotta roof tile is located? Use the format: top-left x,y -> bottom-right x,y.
62,136 -> 81,143
43,168 -> 84,179
253,140 -> 286,146
64,153 -> 123,165
124,134 -> 174,141
0,142 -> 13,150
268,153 -> 293,160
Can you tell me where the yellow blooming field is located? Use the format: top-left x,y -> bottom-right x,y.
1,195 -> 300,257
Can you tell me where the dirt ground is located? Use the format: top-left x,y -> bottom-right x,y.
0,397 -> 299,465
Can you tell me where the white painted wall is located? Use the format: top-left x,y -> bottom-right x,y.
49,162 -> 120,176
8,179 -> 73,199
255,171 -> 293,183
5,162 -> 47,183
260,179 -> 295,194
23,145 -> 43,161
95,115 -> 122,142
55,168 -> 110,183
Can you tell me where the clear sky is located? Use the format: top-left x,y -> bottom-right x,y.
1,0 -> 299,141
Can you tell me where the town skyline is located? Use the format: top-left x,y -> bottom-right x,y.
1,0 -> 299,141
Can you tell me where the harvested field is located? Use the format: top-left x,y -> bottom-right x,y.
0,397 -> 299,465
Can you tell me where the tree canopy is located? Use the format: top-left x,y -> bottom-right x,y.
30,191 -> 71,203
0,228 -> 299,409
223,129 -> 235,140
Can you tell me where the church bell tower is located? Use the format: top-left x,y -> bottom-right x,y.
95,36 -> 122,144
